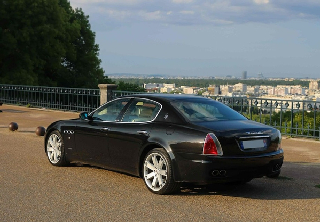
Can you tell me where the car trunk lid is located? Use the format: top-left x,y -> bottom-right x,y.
194,120 -> 279,156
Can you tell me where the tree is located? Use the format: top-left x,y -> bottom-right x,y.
116,81 -> 145,92
57,2 -> 110,88
0,0 -> 109,88
0,0 -> 68,86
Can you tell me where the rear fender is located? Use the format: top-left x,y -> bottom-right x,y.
139,138 -> 182,182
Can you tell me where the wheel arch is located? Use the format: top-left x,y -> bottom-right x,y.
44,127 -> 61,153
138,143 -> 181,181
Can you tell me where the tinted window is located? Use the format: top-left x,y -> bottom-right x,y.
92,98 -> 130,121
122,99 -> 161,122
172,99 -> 247,122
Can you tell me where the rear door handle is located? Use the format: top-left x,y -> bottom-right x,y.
137,130 -> 148,135
100,127 -> 110,131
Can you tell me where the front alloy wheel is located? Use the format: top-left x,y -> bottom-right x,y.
46,130 -> 68,166
143,148 -> 179,194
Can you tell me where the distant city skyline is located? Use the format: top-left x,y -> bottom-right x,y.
69,0 -> 320,79
107,72 -> 319,80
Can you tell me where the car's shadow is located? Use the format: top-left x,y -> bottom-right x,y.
69,162 -> 320,200
176,180 -> 308,200
176,163 -> 320,200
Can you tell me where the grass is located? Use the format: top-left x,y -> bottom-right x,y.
315,185 -> 320,189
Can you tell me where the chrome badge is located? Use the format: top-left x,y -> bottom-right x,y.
246,131 -> 263,135
64,130 -> 74,134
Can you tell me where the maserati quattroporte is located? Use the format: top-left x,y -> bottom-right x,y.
45,94 -> 283,194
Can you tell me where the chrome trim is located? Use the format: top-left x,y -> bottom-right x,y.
239,135 -> 270,139
137,130 -> 148,135
88,97 -> 131,116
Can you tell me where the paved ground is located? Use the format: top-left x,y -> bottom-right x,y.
0,104 -> 320,221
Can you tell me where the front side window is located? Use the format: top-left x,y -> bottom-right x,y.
122,99 -> 161,122
172,99 -> 247,122
92,98 -> 130,121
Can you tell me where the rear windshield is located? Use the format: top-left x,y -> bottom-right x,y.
172,98 -> 247,122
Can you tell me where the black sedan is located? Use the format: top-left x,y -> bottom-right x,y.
45,94 -> 283,194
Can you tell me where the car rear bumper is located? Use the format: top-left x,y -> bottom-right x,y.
173,150 -> 284,184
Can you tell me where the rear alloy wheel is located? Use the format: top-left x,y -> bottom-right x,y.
143,148 -> 179,195
46,130 -> 68,166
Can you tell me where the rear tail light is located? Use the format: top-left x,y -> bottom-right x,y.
203,133 -> 223,155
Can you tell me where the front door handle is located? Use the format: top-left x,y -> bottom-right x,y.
100,127 -> 110,131
137,130 -> 148,135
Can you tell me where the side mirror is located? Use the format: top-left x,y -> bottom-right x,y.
79,112 -> 92,120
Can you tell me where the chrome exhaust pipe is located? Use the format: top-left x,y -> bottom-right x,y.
212,170 -> 227,177
212,170 -> 220,176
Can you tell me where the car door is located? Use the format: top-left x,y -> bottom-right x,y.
74,98 -> 131,167
106,98 -> 161,174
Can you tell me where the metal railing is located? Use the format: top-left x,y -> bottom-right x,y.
1,84 -> 320,139
210,96 -> 320,139
112,90 -> 144,98
0,84 -> 100,112
112,91 -> 320,139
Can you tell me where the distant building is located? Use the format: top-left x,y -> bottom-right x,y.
144,83 -> 163,89
233,83 -> 247,93
258,72 -> 264,79
208,85 -> 221,95
160,87 -> 173,93
275,87 -> 289,96
220,85 -> 233,96
163,83 -> 175,88
183,87 -> 194,94
268,87 -> 275,95
242,71 -> 247,79
309,81 -> 319,90
254,86 -> 260,95
289,85 -> 306,95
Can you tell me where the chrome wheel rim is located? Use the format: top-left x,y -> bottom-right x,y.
143,153 -> 168,192
47,133 -> 62,164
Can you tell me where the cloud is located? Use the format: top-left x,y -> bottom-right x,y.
69,0 -> 320,27
179,11 -> 195,15
172,0 -> 193,3
138,10 -> 162,21
253,0 -> 269,4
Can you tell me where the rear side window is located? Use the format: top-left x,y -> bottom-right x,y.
122,99 -> 161,122
172,99 -> 247,122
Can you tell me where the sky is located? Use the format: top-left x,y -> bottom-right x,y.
69,0 -> 320,79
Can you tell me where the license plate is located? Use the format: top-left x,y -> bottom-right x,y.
240,139 -> 267,149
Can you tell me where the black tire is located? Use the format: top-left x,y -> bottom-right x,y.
143,148 -> 180,195
46,130 -> 69,167
267,170 -> 281,178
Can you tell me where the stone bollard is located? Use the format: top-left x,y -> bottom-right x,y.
36,126 -> 46,136
9,122 -> 18,131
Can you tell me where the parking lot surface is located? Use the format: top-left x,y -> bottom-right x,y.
0,104 -> 320,221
